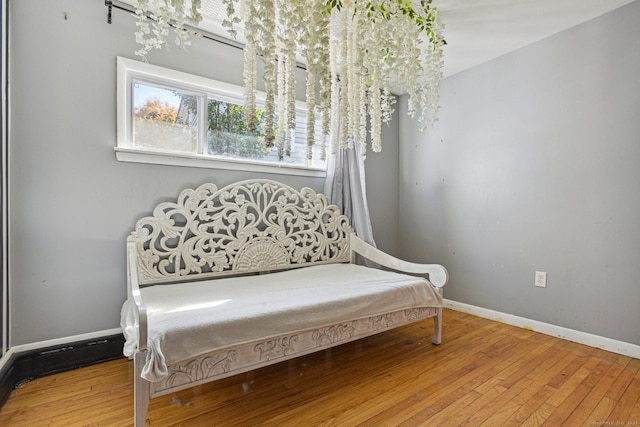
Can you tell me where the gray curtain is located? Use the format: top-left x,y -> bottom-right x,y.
324,141 -> 376,248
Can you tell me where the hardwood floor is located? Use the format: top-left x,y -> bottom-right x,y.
1,309 -> 638,426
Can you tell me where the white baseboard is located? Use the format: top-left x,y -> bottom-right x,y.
443,299 -> 640,359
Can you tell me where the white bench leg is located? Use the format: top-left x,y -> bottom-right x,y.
432,307 -> 443,345
134,351 -> 150,427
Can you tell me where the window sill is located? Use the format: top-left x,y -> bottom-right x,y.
114,147 -> 327,178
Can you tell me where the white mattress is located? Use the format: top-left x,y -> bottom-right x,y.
121,263 -> 442,382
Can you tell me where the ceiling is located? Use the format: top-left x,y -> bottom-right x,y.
436,0 -> 636,76
178,0 -> 636,77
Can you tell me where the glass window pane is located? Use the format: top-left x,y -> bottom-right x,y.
133,83 -> 199,153
205,97 -> 325,169
206,98 -> 269,160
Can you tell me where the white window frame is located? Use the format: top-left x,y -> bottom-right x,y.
116,57 -> 326,177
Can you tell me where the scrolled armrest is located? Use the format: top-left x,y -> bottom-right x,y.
349,233 -> 449,288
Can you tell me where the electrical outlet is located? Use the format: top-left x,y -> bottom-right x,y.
535,271 -> 547,288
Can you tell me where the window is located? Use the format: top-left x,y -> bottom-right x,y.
116,57 -> 327,177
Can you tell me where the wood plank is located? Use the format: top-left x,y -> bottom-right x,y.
610,378 -> 640,426
507,385 -> 557,426
587,396 -> 617,425
608,376 -> 640,423
413,389 -> 482,426
521,402 -> 556,426
546,365 -> 592,408
563,360 -> 627,424
344,332 -> 531,425
383,334 -> 558,426
457,377 -> 533,426
437,382 -> 507,427
540,383 -> 594,426
261,321 -> 509,426
478,400 -> 521,427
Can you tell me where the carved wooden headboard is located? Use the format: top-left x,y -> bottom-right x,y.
128,179 -> 354,285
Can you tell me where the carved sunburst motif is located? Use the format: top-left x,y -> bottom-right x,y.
234,238 -> 290,271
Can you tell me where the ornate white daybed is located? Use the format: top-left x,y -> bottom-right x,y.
120,179 -> 448,426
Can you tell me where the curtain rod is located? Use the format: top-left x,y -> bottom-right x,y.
105,0 -> 245,51
105,0 -> 307,71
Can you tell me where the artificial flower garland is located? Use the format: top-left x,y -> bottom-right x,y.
133,0 -> 202,59
133,0 -> 445,161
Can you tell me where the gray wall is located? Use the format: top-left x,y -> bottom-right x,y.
399,1 -> 640,345
8,0 -> 398,346
366,107 -> 399,255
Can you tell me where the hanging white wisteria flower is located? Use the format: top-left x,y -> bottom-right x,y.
132,0 -> 445,160
133,0 -> 202,61
241,0 -> 259,132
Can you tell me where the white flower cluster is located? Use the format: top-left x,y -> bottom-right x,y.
134,0 -> 202,61
133,0 -> 445,160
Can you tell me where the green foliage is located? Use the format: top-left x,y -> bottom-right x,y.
206,99 -> 271,158
170,93 -> 273,157
325,0 -> 446,46
208,131 -> 269,158
207,100 -> 266,135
